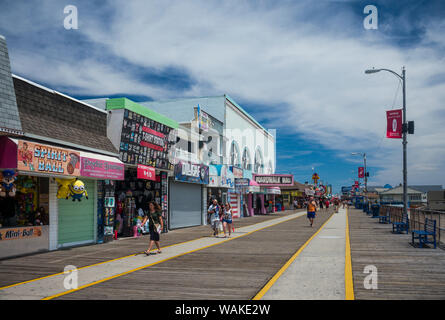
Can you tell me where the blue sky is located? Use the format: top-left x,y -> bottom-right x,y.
1,0 -> 444,194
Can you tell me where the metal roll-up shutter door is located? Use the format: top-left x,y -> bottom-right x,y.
169,181 -> 202,229
58,179 -> 95,246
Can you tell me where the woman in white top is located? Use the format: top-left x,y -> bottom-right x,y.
222,203 -> 233,238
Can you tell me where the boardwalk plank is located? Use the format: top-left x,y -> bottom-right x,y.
348,208 -> 445,300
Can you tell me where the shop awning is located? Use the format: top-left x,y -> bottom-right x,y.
79,151 -> 125,180
266,187 -> 281,195
0,136 -> 18,169
248,179 -> 261,193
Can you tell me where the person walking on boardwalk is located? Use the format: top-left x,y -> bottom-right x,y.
141,201 -> 164,256
307,196 -> 317,227
319,198 -> 324,211
208,199 -> 221,237
333,198 -> 340,213
222,203 -> 233,238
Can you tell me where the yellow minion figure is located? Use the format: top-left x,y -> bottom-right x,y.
68,178 -> 88,202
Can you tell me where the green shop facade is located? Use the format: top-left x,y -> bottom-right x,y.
105,98 -> 179,236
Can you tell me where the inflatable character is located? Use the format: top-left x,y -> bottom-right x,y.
55,178 -> 76,199
0,169 -> 17,197
68,178 -> 88,201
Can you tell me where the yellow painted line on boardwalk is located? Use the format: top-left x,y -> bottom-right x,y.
252,212 -> 336,300
345,207 -> 355,300
41,213 -> 305,300
0,236 -> 210,292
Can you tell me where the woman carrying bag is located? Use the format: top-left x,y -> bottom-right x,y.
141,201 -> 164,256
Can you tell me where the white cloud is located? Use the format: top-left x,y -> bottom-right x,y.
3,1 -> 445,187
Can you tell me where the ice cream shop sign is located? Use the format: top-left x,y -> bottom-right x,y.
17,140 -> 80,176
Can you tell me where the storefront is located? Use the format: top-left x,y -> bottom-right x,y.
247,179 -> 262,216
169,160 -> 209,229
228,166 -> 243,219
207,165 -> 234,206
265,187 -> 281,213
0,137 -> 123,257
0,137 -> 50,258
79,152 -> 125,244
252,174 -> 294,214
106,98 -> 178,236
234,178 -> 249,218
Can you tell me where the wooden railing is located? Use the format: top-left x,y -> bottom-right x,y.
381,205 -> 444,249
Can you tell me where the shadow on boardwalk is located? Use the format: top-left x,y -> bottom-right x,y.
0,210 -> 300,289
348,208 -> 445,300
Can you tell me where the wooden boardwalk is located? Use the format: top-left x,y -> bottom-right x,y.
0,211 -> 306,288
52,210 -> 334,300
348,208 -> 445,300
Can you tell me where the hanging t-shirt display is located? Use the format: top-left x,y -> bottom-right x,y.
119,110 -> 176,171
114,168 -> 164,238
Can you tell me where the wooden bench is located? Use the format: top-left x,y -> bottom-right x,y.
379,208 -> 391,224
411,218 -> 437,249
392,213 -> 409,234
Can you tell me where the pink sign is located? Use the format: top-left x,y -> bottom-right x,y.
137,164 -> 156,181
80,157 -> 124,180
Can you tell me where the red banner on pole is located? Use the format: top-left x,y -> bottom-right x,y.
354,181 -> 359,190
358,167 -> 364,178
386,109 -> 403,139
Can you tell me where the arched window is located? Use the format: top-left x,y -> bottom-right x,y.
230,141 -> 241,167
267,160 -> 273,174
254,147 -> 264,174
242,147 -> 251,171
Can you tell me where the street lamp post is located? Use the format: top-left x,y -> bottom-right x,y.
351,152 -> 367,193
365,67 -> 408,217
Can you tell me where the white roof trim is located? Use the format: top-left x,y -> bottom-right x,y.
12,74 -> 107,114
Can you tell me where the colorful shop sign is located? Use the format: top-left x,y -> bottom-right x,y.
0,226 -> 43,241
119,109 -> 176,170
80,157 -> 125,180
253,174 -> 293,187
137,164 -> 156,181
235,178 -> 249,187
174,160 -> 209,185
195,104 -> 209,132
230,166 -> 243,178
17,140 -> 80,176
215,165 -> 234,188
208,165 -> 219,187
